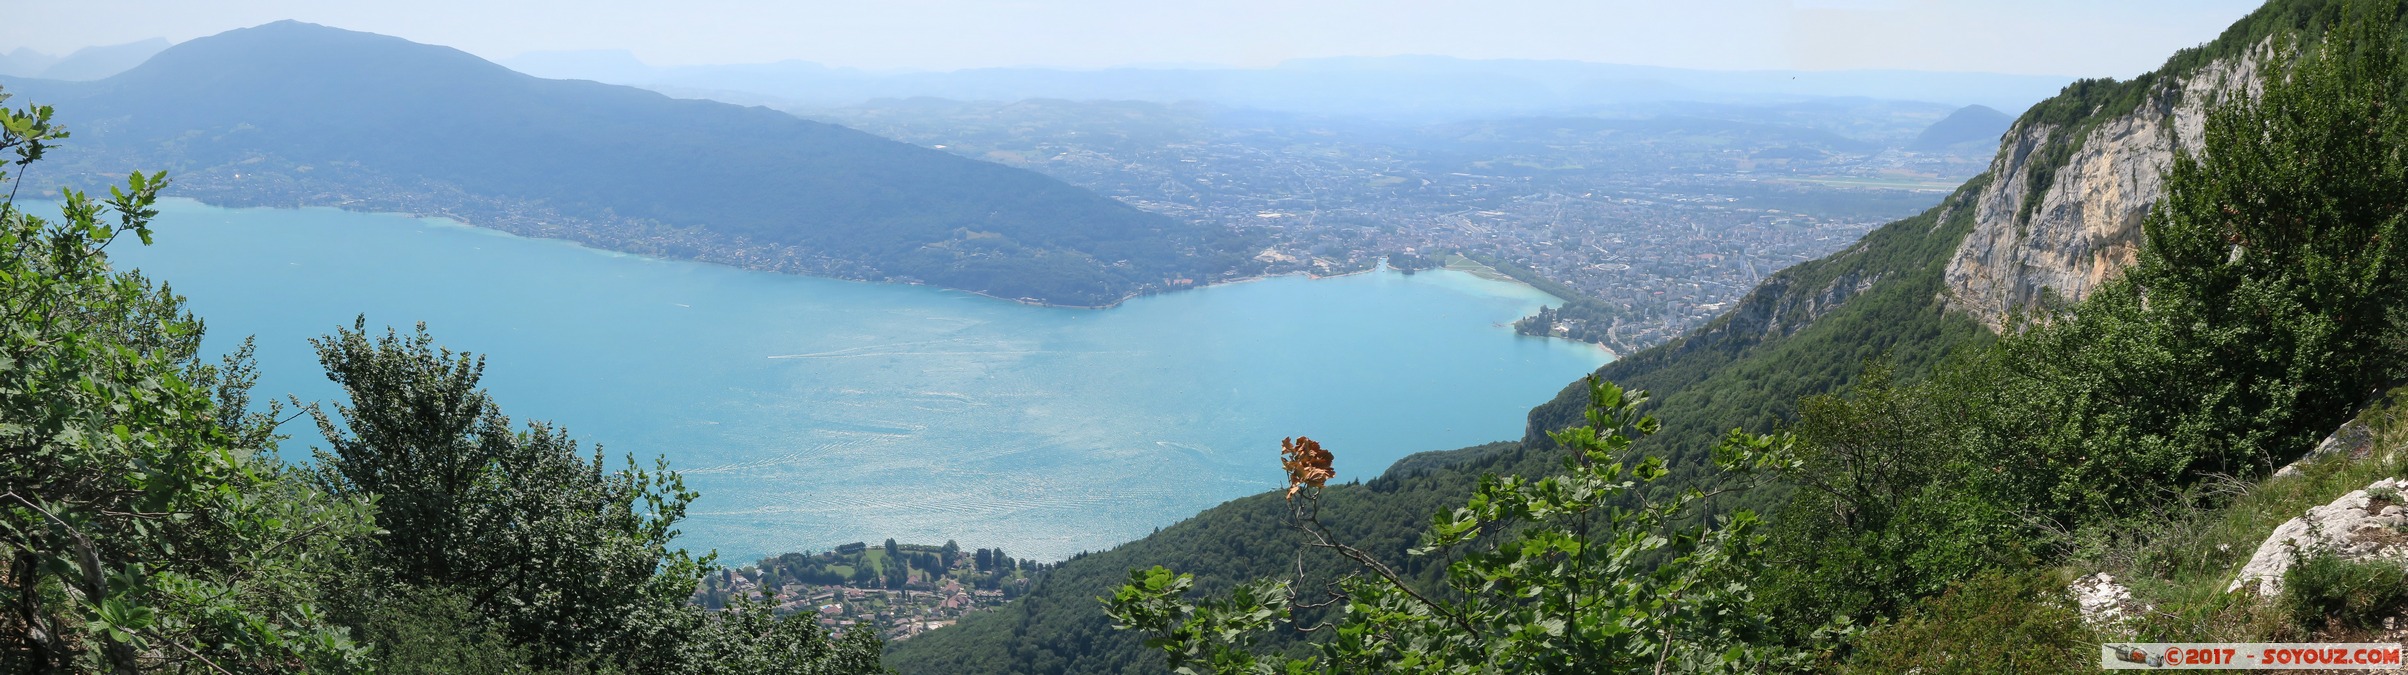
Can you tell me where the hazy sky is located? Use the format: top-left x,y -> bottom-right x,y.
4,0 -> 2264,77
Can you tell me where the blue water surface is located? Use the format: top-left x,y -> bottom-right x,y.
104,198 -> 1611,561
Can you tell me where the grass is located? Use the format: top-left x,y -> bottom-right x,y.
859,549 -> 892,575
2079,387 -> 2408,642
2281,551 -> 2408,632
1439,253 -> 1520,284
1842,569 -> 2100,674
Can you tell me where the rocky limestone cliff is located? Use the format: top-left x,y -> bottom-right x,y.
1943,50 -> 2267,330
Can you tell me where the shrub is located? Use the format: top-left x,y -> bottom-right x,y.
1842,570 -> 2097,675
2280,551 -> 2408,632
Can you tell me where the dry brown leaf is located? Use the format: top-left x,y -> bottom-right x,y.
1280,436 -> 1335,500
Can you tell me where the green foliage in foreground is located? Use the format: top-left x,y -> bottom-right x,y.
308,318 -> 714,668
1107,380 -> 1795,674
0,86 -> 887,673
1836,570 -> 2097,675
2281,552 -> 2408,632
290,313 -> 893,672
2070,391 -> 2408,648
674,592 -> 891,675
888,440 -> 1612,674
0,95 -> 375,672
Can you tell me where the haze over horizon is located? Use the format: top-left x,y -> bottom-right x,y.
7,0 -> 2260,79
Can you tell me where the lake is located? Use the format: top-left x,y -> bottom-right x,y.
104,198 -> 1611,562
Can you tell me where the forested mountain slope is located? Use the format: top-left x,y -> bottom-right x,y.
1,21 -> 1255,306
885,442 -> 1547,673
888,1 -> 2386,671
885,167 -> 1999,675
1519,178 -> 1995,507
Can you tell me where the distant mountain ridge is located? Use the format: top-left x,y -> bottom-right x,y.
1910,104 -> 2012,151
2,21 -> 1255,306
0,39 -> 170,81
503,50 -> 2074,120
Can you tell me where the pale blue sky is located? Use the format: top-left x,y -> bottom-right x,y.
5,0 -> 2265,77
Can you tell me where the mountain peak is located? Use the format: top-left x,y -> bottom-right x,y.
21,22 -> 1247,307
1910,103 -> 2013,151
105,20 -> 515,92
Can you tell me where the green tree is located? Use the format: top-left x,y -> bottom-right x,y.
1106,377 -> 1792,673
1752,7 -> 2408,660
0,88 -> 374,672
306,319 -> 894,673
1957,3 -> 2408,528
304,318 -> 711,667
676,591 -> 888,675
1838,570 -> 2095,674
339,587 -> 534,675
1754,361 -> 2024,640
2122,6 -> 2408,475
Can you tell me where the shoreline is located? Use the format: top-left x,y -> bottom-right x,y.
130,195 -> 1621,561
138,192 -> 1240,311
949,264 -> 1384,310
152,195 -> 1615,356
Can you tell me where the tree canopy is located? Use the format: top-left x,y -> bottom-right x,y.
0,85 -> 890,674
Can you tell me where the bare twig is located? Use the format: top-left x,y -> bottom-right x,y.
162,634 -> 236,675
1288,489 -> 1482,643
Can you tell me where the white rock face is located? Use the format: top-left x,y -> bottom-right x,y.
2071,572 -> 2139,631
2228,478 -> 2408,596
1943,48 -> 2267,331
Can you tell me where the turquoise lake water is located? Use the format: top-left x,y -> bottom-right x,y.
102,198 -> 1611,562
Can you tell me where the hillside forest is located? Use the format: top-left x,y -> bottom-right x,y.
1087,5 -> 2408,672
15,0 -> 2408,673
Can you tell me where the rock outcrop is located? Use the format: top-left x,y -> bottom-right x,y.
2229,477 -> 2408,596
1942,50 -> 2267,330
2275,420 -> 2377,479
2071,572 -> 2143,633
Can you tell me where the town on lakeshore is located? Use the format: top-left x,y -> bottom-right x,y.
693,540 -> 1050,641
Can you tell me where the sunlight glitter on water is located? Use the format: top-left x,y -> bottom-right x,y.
106,199 -> 1610,561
